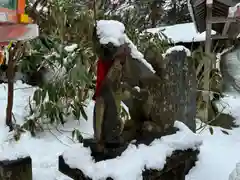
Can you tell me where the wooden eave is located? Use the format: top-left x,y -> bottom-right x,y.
190,0 -> 237,33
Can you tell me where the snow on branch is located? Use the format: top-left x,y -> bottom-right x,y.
96,20 -> 156,73
62,121 -> 202,180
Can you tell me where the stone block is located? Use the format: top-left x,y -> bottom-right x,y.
0,156 -> 32,180
59,147 -> 199,180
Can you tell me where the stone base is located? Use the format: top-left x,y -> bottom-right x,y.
0,156 -> 32,180
59,148 -> 199,180
142,149 -> 198,180
82,138 -> 128,162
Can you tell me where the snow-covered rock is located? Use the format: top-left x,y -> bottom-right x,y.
62,121 -> 202,180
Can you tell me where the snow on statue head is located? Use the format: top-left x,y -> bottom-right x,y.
94,19 -> 155,73
96,20 -> 125,46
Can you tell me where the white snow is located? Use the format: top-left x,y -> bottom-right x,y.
146,22 -> 216,43
134,86 -> 140,92
229,3 -> 240,18
64,44 -> 78,52
163,45 -> 191,58
96,20 -> 156,73
62,121 -> 202,180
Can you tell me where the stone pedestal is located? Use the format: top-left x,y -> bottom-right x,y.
142,149 -> 198,180
59,147 -> 199,180
0,156 -> 32,180
82,138 -> 128,162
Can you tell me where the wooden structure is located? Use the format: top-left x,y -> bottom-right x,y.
189,0 -> 240,121
0,0 -> 39,45
189,0 -> 240,38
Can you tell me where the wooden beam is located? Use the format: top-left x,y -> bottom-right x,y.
222,21 -> 232,36
216,0 -> 237,7
208,17 -> 239,24
222,9 -> 239,36
203,0 -> 213,122
211,34 -> 231,40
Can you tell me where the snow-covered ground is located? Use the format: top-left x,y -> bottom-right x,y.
1,81 -> 240,180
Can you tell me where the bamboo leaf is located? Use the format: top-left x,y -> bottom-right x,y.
80,105 -> 88,121
209,127 -> 214,135
33,89 -> 42,105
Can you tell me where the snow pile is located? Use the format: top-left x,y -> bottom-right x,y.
0,132 -> 31,161
96,20 -> 155,73
146,22 -> 216,43
64,44 -> 78,52
0,81 -> 37,160
229,3 -> 240,17
186,94 -> 240,180
62,121 -> 202,180
229,162 -> 240,180
163,45 -> 191,58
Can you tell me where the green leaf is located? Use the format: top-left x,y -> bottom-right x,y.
221,130 -> 229,135
80,105 -> 88,121
72,129 -> 83,143
209,127 -> 214,135
33,89 -> 42,105
41,89 -> 47,102
58,111 -> 65,125
72,129 -> 76,139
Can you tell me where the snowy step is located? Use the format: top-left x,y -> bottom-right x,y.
58,148 -> 199,180
0,156 -> 32,180
58,122 -> 202,180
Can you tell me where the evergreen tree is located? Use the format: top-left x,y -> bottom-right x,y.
163,0 -> 192,24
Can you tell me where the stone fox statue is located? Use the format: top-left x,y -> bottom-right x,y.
93,43 -> 133,151
123,49 -> 177,143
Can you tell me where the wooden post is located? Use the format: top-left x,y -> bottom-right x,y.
203,0 -> 213,122
6,46 -> 15,131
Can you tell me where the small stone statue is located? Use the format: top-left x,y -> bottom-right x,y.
93,43 -> 132,152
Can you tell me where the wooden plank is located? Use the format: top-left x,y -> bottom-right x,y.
193,0 -> 205,7
222,6 -> 239,36
211,34 -> 231,40
203,0 -> 213,122
222,22 -> 232,35
208,17 -> 238,24
215,0 -> 237,7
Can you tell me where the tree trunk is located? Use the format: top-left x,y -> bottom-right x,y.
6,48 -> 15,131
